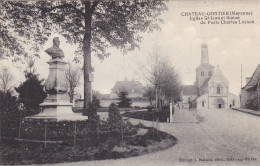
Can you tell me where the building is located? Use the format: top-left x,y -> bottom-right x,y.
181,44 -> 239,109
110,78 -> 146,99
181,85 -> 198,109
240,65 -> 260,110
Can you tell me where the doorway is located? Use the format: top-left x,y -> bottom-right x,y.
218,104 -> 222,109
215,98 -> 225,109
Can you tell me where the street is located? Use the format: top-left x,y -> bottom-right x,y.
56,109 -> 260,166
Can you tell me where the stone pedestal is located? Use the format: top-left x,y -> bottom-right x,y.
26,58 -> 87,122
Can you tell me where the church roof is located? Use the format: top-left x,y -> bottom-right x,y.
213,65 -> 224,76
209,66 -> 229,83
201,77 -> 211,89
182,85 -> 198,95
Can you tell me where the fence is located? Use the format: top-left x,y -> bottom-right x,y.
2,117 -> 135,147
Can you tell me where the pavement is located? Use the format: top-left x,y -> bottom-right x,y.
232,108 -> 260,117
172,108 -> 198,123
48,108 -> 260,166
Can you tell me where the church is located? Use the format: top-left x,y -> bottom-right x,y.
181,44 -> 239,109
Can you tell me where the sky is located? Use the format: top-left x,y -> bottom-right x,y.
1,0 -> 260,96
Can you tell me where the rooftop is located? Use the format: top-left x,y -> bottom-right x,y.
182,85 -> 198,95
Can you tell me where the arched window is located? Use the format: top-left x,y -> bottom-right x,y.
217,85 -> 221,94
232,100 -> 235,106
202,101 -> 204,107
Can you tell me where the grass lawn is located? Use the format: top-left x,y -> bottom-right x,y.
0,124 -> 177,165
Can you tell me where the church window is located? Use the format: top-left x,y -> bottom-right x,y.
202,101 -> 204,107
201,71 -> 204,76
217,85 -> 221,94
232,100 -> 235,106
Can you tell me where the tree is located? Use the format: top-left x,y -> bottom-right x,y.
15,73 -> 47,114
65,62 -> 81,103
140,47 -> 182,109
15,59 -> 47,114
117,91 -> 132,108
144,87 -> 155,106
0,67 -> 14,93
0,0 -> 167,114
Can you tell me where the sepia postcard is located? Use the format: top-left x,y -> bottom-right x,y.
0,0 -> 260,166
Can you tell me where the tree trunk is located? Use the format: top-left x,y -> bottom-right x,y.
0,116 -> 2,143
83,1 -> 92,115
70,92 -> 74,103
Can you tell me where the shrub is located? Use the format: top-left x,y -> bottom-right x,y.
245,98 -> 258,110
15,73 -> 47,115
0,91 -> 19,137
127,135 -> 148,147
92,95 -> 101,108
117,91 -> 132,108
107,103 -> 122,129
147,106 -> 154,112
86,101 -> 100,121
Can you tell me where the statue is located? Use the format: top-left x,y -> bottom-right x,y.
45,37 -> 64,59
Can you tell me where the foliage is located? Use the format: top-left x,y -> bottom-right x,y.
122,110 -> 169,122
107,103 -> 122,129
117,91 -> 132,108
15,73 -> 47,114
0,0 -> 168,113
85,101 -> 100,120
144,87 -> 155,106
92,95 -> 101,108
0,123 -> 177,165
140,47 -> 182,105
245,98 -> 259,111
0,67 -> 14,93
82,95 -> 101,119
0,91 -> 19,138
0,91 -> 18,118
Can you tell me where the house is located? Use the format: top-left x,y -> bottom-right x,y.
240,65 -> 260,110
110,78 -> 146,99
181,85 -> 198,109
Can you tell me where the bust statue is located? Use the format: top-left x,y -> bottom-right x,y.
45,37 -> 65,59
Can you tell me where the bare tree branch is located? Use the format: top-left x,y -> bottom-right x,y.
0,67 -> 14,93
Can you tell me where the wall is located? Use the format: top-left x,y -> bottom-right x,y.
197,94 -> 209,109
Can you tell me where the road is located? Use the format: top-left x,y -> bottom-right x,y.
56,109 -> 260,166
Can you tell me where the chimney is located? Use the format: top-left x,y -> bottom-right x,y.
201,44 -> 209,64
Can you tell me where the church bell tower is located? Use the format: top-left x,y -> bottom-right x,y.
201,44 -> 209,64
196,44 -> 215,95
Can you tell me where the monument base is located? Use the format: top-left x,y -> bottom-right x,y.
25,102 -> 88,122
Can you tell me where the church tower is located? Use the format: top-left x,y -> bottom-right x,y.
201,44 -> 209,64
195,44 -> 215,95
